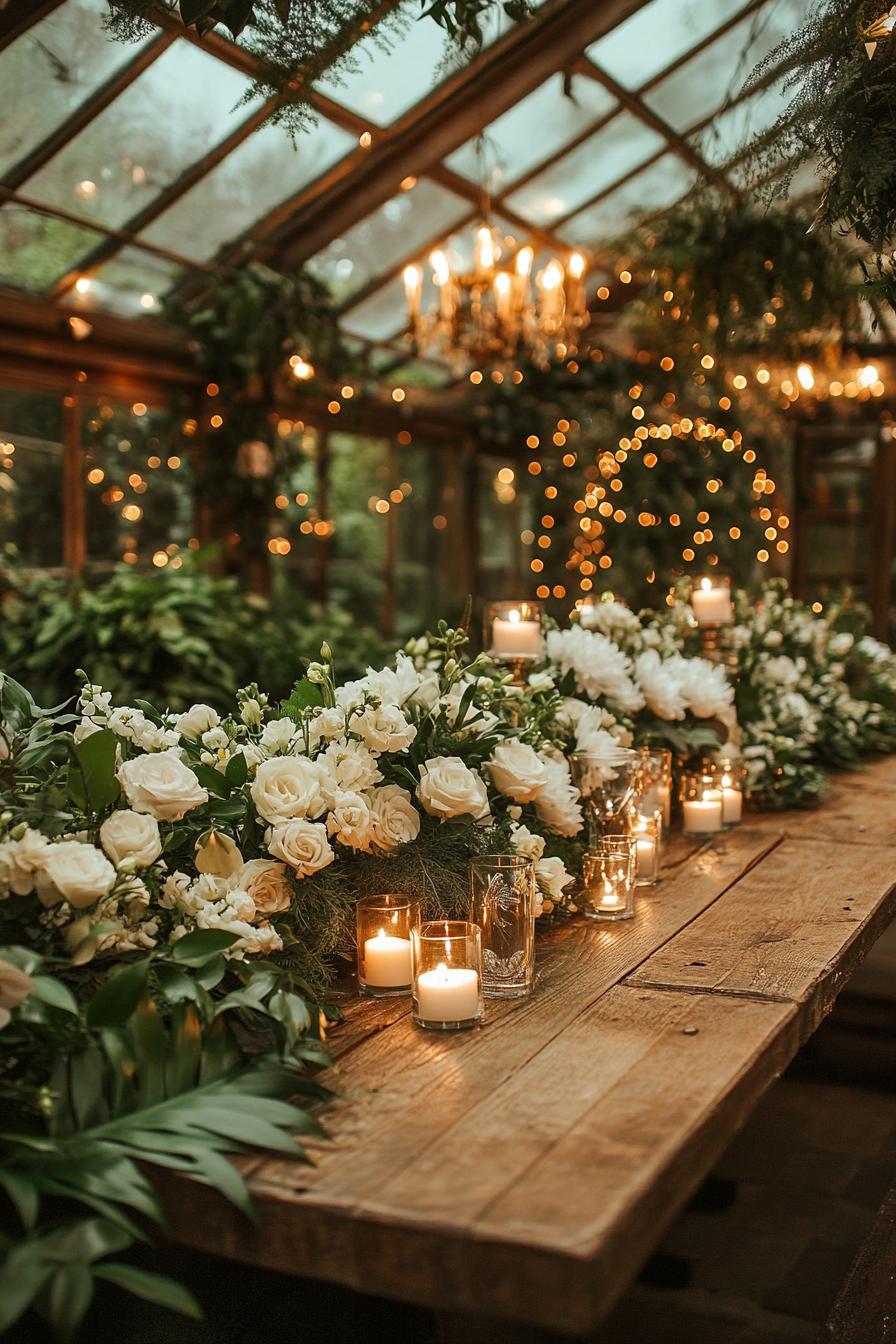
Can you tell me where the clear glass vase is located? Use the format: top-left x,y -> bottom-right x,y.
468,854 -> 536,1000
570,747 -> 641,847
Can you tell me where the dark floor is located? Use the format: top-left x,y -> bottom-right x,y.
9,988 -> 896,1344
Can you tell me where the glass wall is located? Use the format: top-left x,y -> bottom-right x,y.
0,388 -> 65,568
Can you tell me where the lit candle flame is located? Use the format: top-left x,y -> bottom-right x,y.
508,608 -> 521,625
516,246 -> 534,278
567,252 -> 586,280
430,250 -> 450,286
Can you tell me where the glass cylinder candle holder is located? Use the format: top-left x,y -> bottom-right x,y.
680,771 -> 725,836
581,837 -> 637,921
712,754 -> 747,826
469,854 -> 536,1000
411,920 -> 484,1031
484,599 -> 545,667
570,748 -> 640,847
356,894 -> 419,997
690,575 -> 733,628
637,745 -> 673,829
633,810 -> 662,887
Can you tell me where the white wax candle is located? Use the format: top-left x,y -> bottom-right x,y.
600,879 -> 624,909
691,580 -> 733,627
636,836 -> 657,870
416,963 -> 480,1022
682,797 -> 724,833
641,782 -> 671,828
721,786 -> 743,824
491,610 -> 542,658
363,930 -> 412,987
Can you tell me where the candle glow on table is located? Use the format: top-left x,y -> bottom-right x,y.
600,878 -> 624,909
491,607 -> 542,659
691,577 -> 733,627
363,928 -> 412,988
415,962 -> 480,1022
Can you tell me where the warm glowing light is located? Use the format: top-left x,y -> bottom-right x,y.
516,246 -> 534,278
74,277 -> 91,295
858,363 -> 878,388
567,252 -> 586,280
290,355 -> 315,380
797,362 -> 815,390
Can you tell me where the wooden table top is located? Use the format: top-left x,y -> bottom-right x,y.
161,757 -> 896,1336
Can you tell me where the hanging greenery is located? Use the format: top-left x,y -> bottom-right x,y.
102,0 -> 533,137
741,0 -> 896,313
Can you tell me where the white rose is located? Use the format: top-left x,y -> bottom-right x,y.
268,819 -> 335,877
0,958 -> 33,1029
0,828 -> 50,897
352,704 -> 417,753
317,739 -> 381,805
118,751 -> 209,822
99,810 -> 162,869
234,859 -> 292,915
534,758 -> 583,837
536,855 -> 574,903
368,784 -> 421,853
417,756 -> 490,822
43,841 -> 116,909
176,704 -> 220,740
240,698 -> 263,729
326,791 -> 374,852
260,718 -> 298,753
487,741 -> 547,803
764,629 -> 783,648
250,755 -> 324,824
510,821 -> 546,861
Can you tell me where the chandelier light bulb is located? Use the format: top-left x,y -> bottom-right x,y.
567,252 -> 586,280
475,225 -> 495,272
796,362 -> 815,390
516,246 -> 534,279
430,250 -> 450,287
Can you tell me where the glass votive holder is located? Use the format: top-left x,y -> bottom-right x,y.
690,574 -> 733,628
356,894 -> 419,997
713,754 -> 747,827
484,599 -> 545,665
581,836 -> 637,922
469,854 -> 536,1000
633,810 -> 662,887
680,771 -> 725,836
570,747 -> 640,847
637,745 -> 673,829
411,920 -> 484,1031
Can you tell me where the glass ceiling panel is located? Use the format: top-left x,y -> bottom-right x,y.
445,74 -> 616,190
139,116 -> 353,262
690,80 -> 792,166
587,0 -> 751,91
0,205 -> 105,292
74,246 -> 183,319
316,5 -> 451,127
504,111 -> 666,226
20,43 -> 255,231
562,153 -> 695,246
342,275 -> 407,343
0,0 -> 150,176
306,180 -> 470,303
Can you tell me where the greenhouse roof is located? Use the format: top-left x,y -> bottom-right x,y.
0,0 -> 815,373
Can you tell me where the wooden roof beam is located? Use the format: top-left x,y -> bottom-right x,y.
0,0 -> 62,53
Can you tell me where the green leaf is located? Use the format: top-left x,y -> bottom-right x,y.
279,677 -> 323,722
42,1261 -> 95,1343
68,1046 -> 106,1130
225,751 -> 248,787
0,1239 -> 55,1334
87,958 -> 152,1029
166,1003 -> 203,1096
28,974 -> 78,1016
131,998 -> 167,1108
68,728 -> 120,814
0,1168 -> 39,1230
94,1263 -> 203,1320
191,763 -> 230,798
171,930 -> 239,965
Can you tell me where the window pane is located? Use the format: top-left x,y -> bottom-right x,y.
327,432 -> 387,622
395,441 -> 451,633
0,205 -> 104,291
505,112 -> 666,225
445,74 -> 616,189
342,275 -> 407,343
82,400 -> 195,573
307,180 -> 469,302
562,153 -> 693,245
316,6 -> 451,126
587,0 -> 751,90
0,0 -> 149,175
478,457 -> 530,595
77,245 -> 182,318
0,388 -> 64,567
267,420 -> 321,603
690,82 -> 792,166
21,43 -> 255,230
139,115 -> 353,262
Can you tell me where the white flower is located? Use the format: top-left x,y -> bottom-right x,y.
634,649 -> 687,720
118,750 -> 208,821
73,719 -> 101,744
234,859 -> 292,915
43,841 -> 116,909
99,810 -> 162,869
362,653 -> 438,710
368,784 -> 421,853
760,655 -> 802,691
440,682 -> 499,736
327,791 -> 375,852
194,830 -> 244,877
764,629 -> 783,648
0,958 -> 33,1029
352,703 -> 417,753
176,704 -> 220,740
534,757 -> 583,837
259,717 -> 298,754
579,598 -> 641,643
317,739 -> 381,806
555,697 -> 589,731
830,632 -> 854,657
268,819 -> 335,877
250,755 -> 324,824
308,707 -> 345,742
417,756 -> 490,822
240,698 -> 263,729
510,821 -> 545,861
232,923 -> 283,956
527,671 -> 556,693
536,855 -> 574,904
674,656 -> 734,718
0,828 -> 50,897
487,740 -> 547,803
546,627 -> 644,712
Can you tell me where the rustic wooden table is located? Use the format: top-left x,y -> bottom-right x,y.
161,757 -> 896,1338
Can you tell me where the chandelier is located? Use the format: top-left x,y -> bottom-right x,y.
402,222 -> 591,371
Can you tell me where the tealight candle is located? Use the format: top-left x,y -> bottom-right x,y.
582,838 -> 637,921
363,929 -> 412,989
356,894 -> 419,997
416,963 -> 480,1022
691,577 -> 733,627
682,795 -> 724,834
412,920 -> 484,1030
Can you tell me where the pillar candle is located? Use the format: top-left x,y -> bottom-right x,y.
416,963 -> 480,1022
682,797 -> 724,833
692,579 -> 733,627
363,930 -> 412,988
491,610 -> 542,658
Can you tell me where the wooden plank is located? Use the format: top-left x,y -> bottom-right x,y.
823,1182 -> 896,1344
766,771 -> 896,848
625,837 -> 896,1037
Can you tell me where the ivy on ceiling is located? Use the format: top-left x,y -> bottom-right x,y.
102,0 -> 534,137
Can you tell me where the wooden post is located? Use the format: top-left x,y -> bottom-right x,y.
869,430 -> 895,640
62,392 -> 85,574
315,429 -> 330,607
382,438 -> 397,639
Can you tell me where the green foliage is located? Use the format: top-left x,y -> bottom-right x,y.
0,552 -> 389,710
